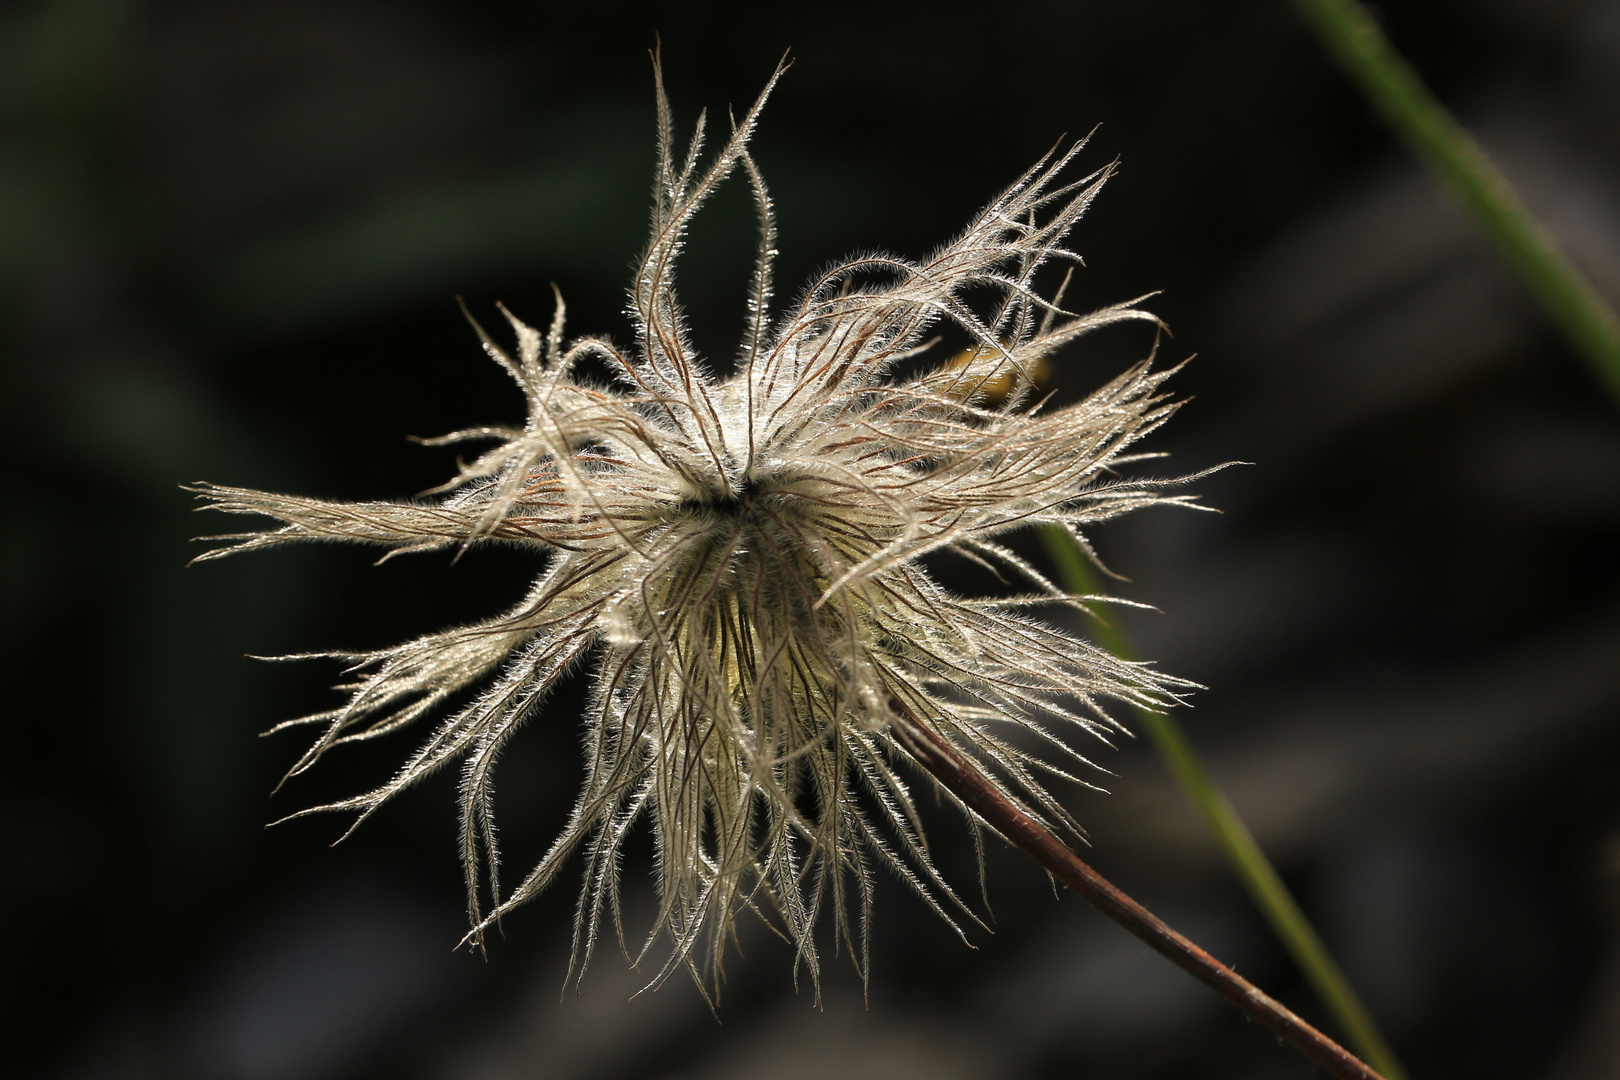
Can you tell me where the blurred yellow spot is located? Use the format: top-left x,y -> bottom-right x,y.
939,345 -> 1047,402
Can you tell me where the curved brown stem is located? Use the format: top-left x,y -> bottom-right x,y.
892,715 -> 1387,1080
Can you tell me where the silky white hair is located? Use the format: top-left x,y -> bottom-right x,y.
192,57 -> 1204,997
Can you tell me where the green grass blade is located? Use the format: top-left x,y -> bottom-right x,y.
1041,526 -> 1410,1080
1290,0 -> 1620,402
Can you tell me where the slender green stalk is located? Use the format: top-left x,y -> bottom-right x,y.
1040,526 -> 1410,1080
1290,0 -> 1620,401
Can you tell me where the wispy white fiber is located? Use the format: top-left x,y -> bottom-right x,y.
192,57 -> 1206,996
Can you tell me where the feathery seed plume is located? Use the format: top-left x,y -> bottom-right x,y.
192,58 -> 1205,994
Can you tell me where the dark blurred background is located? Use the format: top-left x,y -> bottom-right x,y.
4,0 -> 1620,1077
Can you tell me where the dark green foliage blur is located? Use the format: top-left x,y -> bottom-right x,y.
3,2 -> 1618,1078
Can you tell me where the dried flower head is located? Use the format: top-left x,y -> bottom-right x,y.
192,60 -> 1203,992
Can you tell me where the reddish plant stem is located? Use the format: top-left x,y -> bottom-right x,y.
892,716 -> 1387,1080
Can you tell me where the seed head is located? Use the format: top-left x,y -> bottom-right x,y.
192,59 -> 1203,994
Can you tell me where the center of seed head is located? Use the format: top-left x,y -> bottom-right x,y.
680,471 -> 764,517
715,472 -> 762,511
